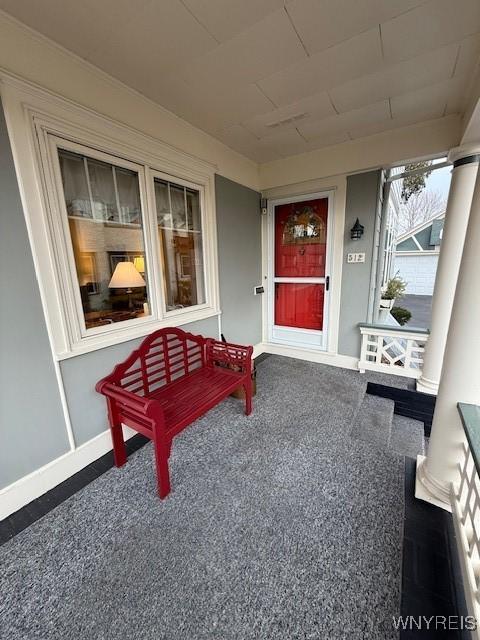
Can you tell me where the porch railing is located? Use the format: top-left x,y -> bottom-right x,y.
451,403 -> 480,636
358,323 -> 429,378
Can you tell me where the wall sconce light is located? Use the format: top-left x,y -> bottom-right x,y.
350,218 -> 364,240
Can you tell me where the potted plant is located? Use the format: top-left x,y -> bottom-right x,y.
391,306 -> 412,326
380,275 -> 406,310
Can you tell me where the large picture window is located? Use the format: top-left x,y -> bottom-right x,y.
1,82 -> 219,359
154,177 -> 205,312
58,149 -> 150,330
31,131 -> 219,356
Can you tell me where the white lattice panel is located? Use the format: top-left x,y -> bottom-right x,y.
452,441 -> 480,637
358,326 -> 428,378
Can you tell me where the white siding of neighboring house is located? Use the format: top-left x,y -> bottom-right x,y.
393,253 -> 439,295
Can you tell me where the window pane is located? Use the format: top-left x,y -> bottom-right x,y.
275,283 -> 324,330
58,149 -> 150,330
170,184 -> 187,230
274,199 -> 328,278
59,150 -> 92,218
115,166 -> 142,225
87,157 -> 118,223
186,188 -> 201,231
155,179 -> 172,228
154,177 -> 205,311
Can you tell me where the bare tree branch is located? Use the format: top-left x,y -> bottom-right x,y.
397,190 -> 446,234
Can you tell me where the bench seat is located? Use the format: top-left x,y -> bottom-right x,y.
151,366 -> 246,438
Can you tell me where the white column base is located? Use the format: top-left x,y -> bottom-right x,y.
414,455 -> 452,512
416,376 -> 439,395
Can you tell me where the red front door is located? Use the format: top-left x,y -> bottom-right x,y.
274,197 -> 328,332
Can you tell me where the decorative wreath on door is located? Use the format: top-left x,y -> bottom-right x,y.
282,206 -> 326,245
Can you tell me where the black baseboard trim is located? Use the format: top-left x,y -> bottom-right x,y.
254,352 -> 271,365
367,382 -> 436,437
0,434 -> 150,546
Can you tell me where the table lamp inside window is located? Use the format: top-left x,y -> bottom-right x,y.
109,261 -> 146,310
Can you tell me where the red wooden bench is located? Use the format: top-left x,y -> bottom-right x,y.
96,327 -> 253,498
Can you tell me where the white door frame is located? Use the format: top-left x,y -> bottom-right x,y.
267,190 -> 335,351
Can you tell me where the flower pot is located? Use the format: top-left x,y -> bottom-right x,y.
230,365 -> 257,399
380,298 -> 395,310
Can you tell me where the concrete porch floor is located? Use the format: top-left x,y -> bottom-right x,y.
0,355 -> 458,639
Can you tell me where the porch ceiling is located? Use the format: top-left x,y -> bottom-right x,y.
1,0 -> 480,163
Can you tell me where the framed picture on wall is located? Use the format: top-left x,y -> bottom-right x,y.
78,251 -> 99,294
108,252 -> 145,276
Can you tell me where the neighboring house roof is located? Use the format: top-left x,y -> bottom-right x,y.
396,212 -> 445,252
430,218 -> 444,246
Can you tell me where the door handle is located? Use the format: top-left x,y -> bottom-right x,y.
326,276 -> 330,291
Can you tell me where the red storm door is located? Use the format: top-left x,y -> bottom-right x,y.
274,198 -> 328,332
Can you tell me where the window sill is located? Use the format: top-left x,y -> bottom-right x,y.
56,307 -> 221,361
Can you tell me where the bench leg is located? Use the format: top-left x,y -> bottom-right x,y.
107,399 -> 127,468
243,377 -> 253,416
152,431 -> 172,499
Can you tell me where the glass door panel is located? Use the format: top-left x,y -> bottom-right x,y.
275,283 -> 324,330
275,198 -> 327,278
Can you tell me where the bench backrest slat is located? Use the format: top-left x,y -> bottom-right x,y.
162,334 -> 171,385
105,327 -> 206,395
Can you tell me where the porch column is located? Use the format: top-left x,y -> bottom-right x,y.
417,146 -> 480,394
416,158 -> 480,510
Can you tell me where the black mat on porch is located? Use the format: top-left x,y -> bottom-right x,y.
0,356 -> 404,639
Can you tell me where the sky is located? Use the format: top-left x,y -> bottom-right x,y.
393,161 -> 452,234
425,165 -> 452,201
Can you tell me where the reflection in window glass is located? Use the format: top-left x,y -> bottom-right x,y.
87,158 -> 118,222
154,178 -> 205,311
186,188 -> 201,231
170,184 -> 187,230
154,179 -> 171,228
58,149 -> 149,330
275,283 -> 324,330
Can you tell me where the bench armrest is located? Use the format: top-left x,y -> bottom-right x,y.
206,339 -> 253,374
96,380 -> 165,423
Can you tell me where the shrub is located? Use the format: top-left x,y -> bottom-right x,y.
382,275 -> 407,300
391,306 -> 412,326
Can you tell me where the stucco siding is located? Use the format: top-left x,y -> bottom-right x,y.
338,170 -> 381,357
0,101 -> 69,489
215,175 -> 262,346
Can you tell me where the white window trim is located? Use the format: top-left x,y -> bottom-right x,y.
0,73 -> 220,360
412,235 -> 424,251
